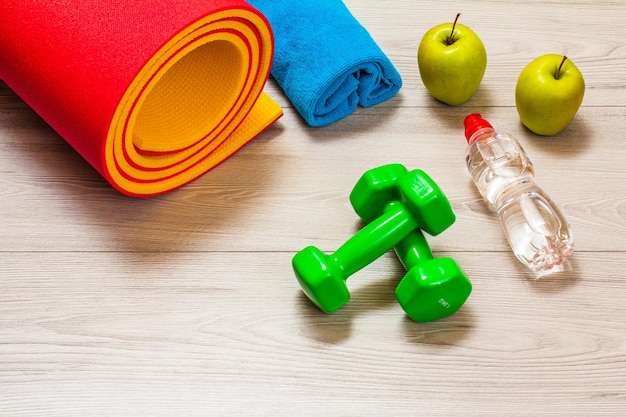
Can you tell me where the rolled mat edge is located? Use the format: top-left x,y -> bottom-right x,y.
0,0 -> 282,197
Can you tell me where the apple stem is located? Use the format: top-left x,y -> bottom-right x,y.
446,13 -> 461,45
555,55 -> 568,80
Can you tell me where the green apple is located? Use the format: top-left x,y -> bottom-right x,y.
515,54 -> 585,136
417,13 -> 487,105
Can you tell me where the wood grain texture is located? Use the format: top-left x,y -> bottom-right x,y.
1,0 -> 625,416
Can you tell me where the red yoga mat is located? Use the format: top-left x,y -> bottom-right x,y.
0,0 -> 282,197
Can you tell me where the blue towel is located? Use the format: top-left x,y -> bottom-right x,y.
247,0 -> 402,127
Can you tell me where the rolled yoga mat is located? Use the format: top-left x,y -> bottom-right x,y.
0,0 -> 282,197
247,0 -> 402,127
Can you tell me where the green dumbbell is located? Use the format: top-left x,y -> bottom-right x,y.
394,229 -> 472,322
293,164 -> 455,313
350,164 -> 472,322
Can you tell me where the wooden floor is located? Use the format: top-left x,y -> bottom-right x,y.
2,1 -> 626,415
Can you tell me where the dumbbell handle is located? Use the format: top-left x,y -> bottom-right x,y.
394,228 -> 433,269
332,201 -> 418,279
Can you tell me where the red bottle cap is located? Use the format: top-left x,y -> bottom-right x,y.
464,113 -> 493,144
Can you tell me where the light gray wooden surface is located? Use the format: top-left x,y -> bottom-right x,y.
2,1 -> 625,416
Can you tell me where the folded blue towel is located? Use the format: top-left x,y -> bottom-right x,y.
247,0 -> 402,127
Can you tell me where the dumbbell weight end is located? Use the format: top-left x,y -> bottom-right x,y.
292,246 -> 350,313
394,230 -> 472,322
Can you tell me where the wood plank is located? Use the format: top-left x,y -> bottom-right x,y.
1,105 -> 624,252
1,251 -> 625,416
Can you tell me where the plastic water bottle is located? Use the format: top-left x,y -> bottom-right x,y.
463,113 -> 574,276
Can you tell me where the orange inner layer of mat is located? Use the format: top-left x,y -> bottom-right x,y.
106,11 -> 282,196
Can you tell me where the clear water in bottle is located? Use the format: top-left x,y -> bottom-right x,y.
463,113 -> 574,276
